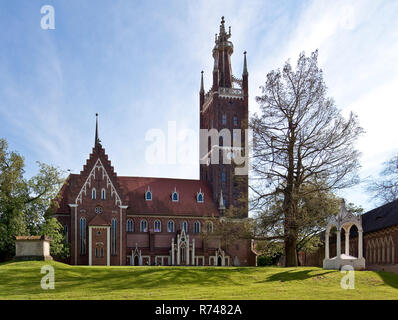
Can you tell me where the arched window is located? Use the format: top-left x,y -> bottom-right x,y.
80,218 -> 86,255
167,220 -> 174,232
64,225 -> 68,243
197,192 -> 204,203
92,188 -> 96,200
101,188 -> 106,200
222,114 -> 227,125
100,248 -> 104,258
194,221 -> 201,233
154,220 -> 161,232
126,219 -> 134,232
233,131 -> 239,144
145,190 -> 152,201
206,221 -> 213,233
95,247 -> 98,258
111,218 -> 117,255
172,190 -> 179,202
140,220 -> 148,232
233,115 -> 238,126
182,221 -> 188,233
222,170 -> 226,183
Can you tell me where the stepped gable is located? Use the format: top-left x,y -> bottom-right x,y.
54,114 -> 126,213
118,176 -> 219,216
72,142 -> 126,205
54,145 -> 126,215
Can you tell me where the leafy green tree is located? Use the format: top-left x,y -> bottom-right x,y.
0,138 -> 66,261
40,217 -> 69,258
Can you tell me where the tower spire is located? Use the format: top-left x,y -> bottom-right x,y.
95,113 -> 100,147
218,16 -> 231,42
200,71 -> 204,93
243,51 -> 248,76
213,16 -> 233,88
220,16 -> 226,37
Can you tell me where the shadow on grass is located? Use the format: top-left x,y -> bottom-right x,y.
0,262 -> 264,297
56,267 -> 257,292
1,262 -> 347,298
375,271 -> 398,289
261,269 -> 334,283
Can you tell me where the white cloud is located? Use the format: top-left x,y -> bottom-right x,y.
1,0 -> 397,212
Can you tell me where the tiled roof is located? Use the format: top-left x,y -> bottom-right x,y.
118,176 -> 219,217
322,199 -> 398,241
54,174 -> 219,217
362,199 -> 398,233
53,174 -> 80,214
53,143 -> 219,217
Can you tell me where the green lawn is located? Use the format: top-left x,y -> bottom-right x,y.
0,260 -> 397,299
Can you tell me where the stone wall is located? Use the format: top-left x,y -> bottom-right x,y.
14,236 -> 52,261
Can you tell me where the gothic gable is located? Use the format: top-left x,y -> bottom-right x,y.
68,141 -> 126,207
75,158 -> 123,206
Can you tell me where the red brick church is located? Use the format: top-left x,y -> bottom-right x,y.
53,17 -> 257,267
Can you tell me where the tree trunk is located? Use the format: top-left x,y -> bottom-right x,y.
296,250 -> 301,267
284,230 -> 298,267
283,121 -> 298,267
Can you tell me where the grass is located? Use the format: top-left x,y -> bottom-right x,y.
0,260 -> 398,299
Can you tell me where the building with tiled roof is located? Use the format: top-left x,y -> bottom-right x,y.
53,17 -> 257,267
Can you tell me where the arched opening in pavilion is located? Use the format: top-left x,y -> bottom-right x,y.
323,199 -> 365,270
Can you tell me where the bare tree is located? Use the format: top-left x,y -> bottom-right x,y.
250,50 -> 363,267
368,154 -> 398,205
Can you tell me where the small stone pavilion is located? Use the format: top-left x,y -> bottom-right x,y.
14,235 -> 52,261
323,199 -> 366,270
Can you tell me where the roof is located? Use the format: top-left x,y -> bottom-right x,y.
362,199 -> 398,233
15,235 -> 51,241
322,199 -> 398,242
118,176 -> 219,217
53,174 -> 80,214
55,174 -> 220,217
88,215 -> 110,227
53,142 -> 220,218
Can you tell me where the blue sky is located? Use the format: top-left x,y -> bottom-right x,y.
0,0 -> 397,212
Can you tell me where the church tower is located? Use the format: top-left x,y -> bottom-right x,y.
199,17 -> 248,217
